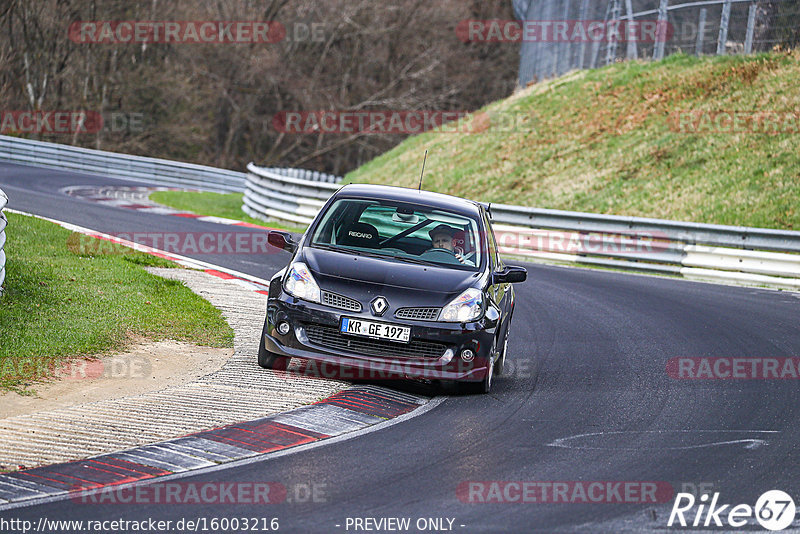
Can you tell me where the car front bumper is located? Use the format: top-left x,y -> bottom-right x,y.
264,292 -> 499,382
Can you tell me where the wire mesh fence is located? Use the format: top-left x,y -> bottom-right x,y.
514,0 -> 800,85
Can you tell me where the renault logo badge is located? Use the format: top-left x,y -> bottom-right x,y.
371,296 -> 389,316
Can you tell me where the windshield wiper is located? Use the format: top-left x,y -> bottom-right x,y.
390,255 -> 440,266
312,243 -> 391,260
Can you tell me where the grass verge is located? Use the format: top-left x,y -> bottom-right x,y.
149,191 -> 308,233
345,51 -> 800,230
0,212 -> 234,393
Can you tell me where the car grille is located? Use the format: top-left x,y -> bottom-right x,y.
321,291 -> 362,312
303,323 -> 446,360
395,307 -> 441,321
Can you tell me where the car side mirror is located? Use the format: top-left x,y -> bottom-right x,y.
268,231 -> 298,253
495,265 -> 527,284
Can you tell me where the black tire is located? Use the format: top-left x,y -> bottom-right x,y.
458,356 -> 494,395
494,332 -> 508,377
495,308 -> 514,377
258,325 -> 288,370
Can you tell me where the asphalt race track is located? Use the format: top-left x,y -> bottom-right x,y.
2,161 -> 800,533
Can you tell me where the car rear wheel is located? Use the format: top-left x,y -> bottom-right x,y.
494,333 -> 508,377
495,309 -> 513,377
258,325 -> 288,370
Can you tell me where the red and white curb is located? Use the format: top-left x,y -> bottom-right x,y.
0,386 -> 432,508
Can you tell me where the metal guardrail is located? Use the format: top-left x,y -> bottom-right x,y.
489,203 -> 800,254
243,165 -> 800,289
262,167 -> 342,184
243,163 -> 341,225
0,188 -> 7,295
0,135 -> 246,193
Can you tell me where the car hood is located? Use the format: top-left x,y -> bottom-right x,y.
302,247 -> 481,300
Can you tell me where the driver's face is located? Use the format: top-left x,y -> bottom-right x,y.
431,233 -> 454,250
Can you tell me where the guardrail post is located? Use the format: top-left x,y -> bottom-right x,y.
695,8 -> 708,55
744,2 -> 757,54
717,0 -> 732,55
654,0 -> 669,60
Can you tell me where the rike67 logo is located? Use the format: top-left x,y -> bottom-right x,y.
668,490 -> 796,531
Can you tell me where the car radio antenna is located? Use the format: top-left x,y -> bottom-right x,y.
418,150 -> 428,192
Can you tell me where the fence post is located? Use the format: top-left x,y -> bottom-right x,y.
744,2 -> 757,54
717,0 -> 732,55
655,0 -> 669,60
557,0 -> 573,76
695,8 -> 708,55
625,0 -> 638,59
577,0 -> 590,69
605,0 -> 622,65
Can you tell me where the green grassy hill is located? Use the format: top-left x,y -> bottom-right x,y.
345,51 -> 800,230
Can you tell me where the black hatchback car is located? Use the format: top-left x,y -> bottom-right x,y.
260,184 -> 526,393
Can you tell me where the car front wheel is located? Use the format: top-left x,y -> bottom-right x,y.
457,354 -> 494,395
258,324 -> 288,370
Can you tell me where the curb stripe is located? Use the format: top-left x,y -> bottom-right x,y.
84,460 -> 160,479
8,472 -> 81,490
0,477 -> 58,494
88,457 -> 171,477
164,438 -> 253,462
0,482 -> 50,501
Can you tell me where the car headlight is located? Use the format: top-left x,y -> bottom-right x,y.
284,262 -> 321,303
440,288 -> 483,322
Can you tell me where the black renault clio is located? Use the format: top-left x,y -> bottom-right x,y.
260,184 -> 526,393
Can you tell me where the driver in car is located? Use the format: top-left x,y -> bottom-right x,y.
429,224 -> 466,264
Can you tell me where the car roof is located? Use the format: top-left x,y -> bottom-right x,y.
333,183 -> 484,218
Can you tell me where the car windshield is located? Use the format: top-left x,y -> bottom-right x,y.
310,198 -> 483,271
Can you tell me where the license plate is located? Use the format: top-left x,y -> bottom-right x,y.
340,317 -> 411,344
